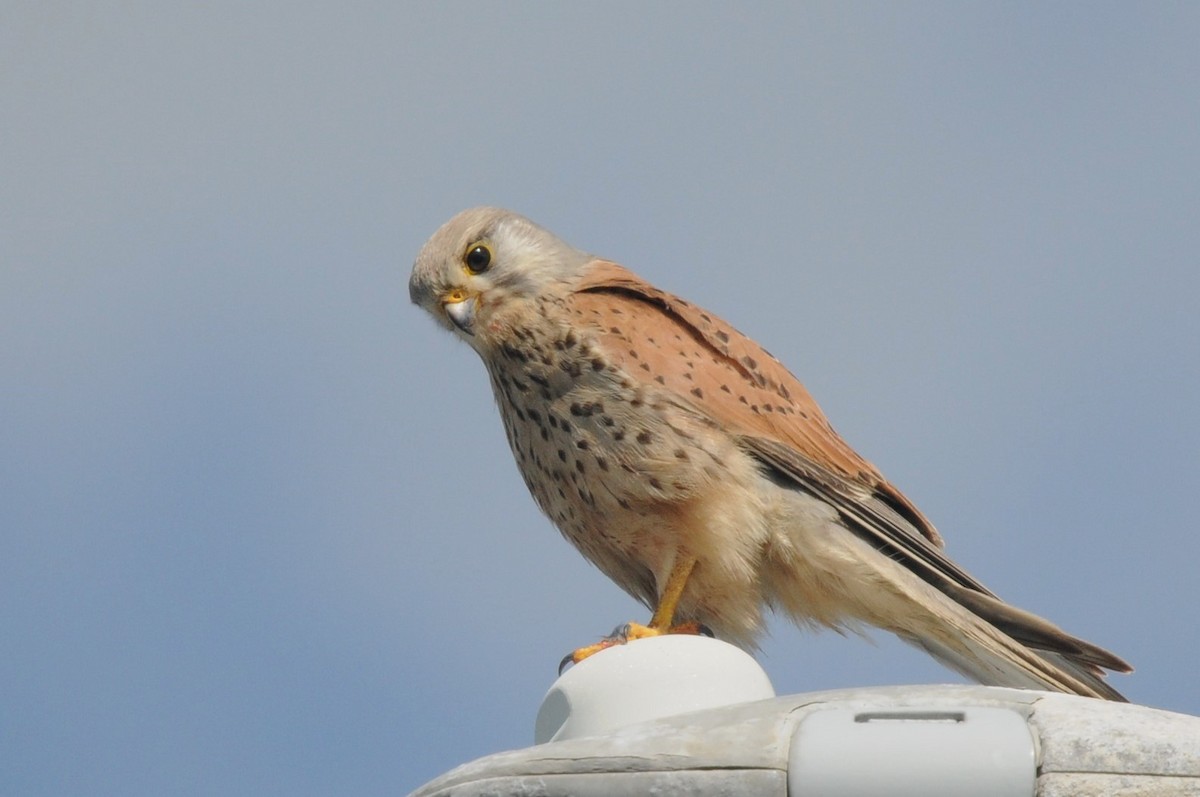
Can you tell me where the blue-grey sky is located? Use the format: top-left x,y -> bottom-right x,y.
3,4 -> 1198,794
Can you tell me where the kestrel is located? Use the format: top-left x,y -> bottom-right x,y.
409,207 -> 1131,700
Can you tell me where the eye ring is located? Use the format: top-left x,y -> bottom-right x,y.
464,242 -> 492,274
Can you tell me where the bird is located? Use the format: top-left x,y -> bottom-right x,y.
409,206 -> 1132,700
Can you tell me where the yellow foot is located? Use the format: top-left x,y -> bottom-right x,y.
558,621 -> 712,674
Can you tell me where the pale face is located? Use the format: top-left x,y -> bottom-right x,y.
409,207 -> 593,353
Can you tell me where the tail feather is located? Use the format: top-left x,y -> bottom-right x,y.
797,532 -> 1135,701
890,578 -> 1129,701
941,583 -> 1133,676
903,628 -> 1128,702
763,490 -> 1130,700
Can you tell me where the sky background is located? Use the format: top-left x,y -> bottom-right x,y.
3,3 -> 1198,794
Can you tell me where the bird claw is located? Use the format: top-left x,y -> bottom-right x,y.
557,621 -> 715,675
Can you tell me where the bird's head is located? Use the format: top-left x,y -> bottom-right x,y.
409,207 -> 592,351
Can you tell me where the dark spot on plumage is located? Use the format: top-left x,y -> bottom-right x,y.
750,404 -> 759,413
720,384 -> 731,393
648,477 -> 663,490
741,355 -> 758,370
631,397 -> 643,408
700,313 -> 711,323
764,405 -> 774,412
682,372 -> 693,381
561,419 -> 573,434
636,430 -> 653,445
564,330 -> 578,348
621,463 -> 636,473
672,481 -> 687,491
639,362 -> 651,371
613,429 -> 626,441
539,428 -> 549,441
654,375 -> 665,385
628,348 -> 639,359
511,378 -> 528,393
501,343 -> 528,363
715,330 -> 730,344
529,372 -> 549,388
557,449 -> 567,462
738,395 -> 748,404
527,409 -> 541,423
596,457 -> 609,471
591,358 -> 605,372
560,360 -> 582,377
609,326 -> 621,334
548,415 -> 558,429
617,497 -> 631,510
690,387 -> 703,399
514,407 -> 527,422
646,336 -> 656,344
575,460 -> 585,474
539,388 -> 552,401
576,439 -> 589,450
799,410 -> 809,419
674,449 -> 689,460
599,415 -> 614,427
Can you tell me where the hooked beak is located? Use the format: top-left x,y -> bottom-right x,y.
442,289 -> 476,335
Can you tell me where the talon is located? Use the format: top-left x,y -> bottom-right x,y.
557,619 -> 714,674
558,634 -> 622,675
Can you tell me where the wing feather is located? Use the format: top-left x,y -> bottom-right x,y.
570,260 -> 1131,681
572,260 -> 942,547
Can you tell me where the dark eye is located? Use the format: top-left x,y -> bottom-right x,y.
464,243 -> 492,274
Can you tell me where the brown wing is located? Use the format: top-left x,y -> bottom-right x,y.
571,261 -> 939,531
568,261 -> 997,588
569,260 -> 1132,676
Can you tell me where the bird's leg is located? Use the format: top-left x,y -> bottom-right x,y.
648,555 -> 698,631
560,556 -> 709,673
